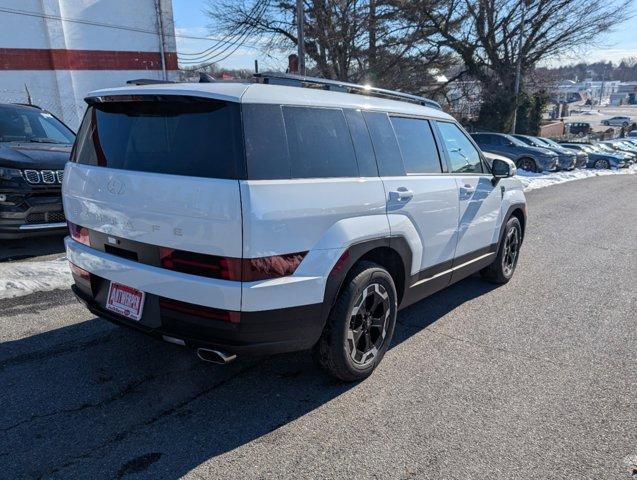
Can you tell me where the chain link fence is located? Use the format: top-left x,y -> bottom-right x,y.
0,87 -> 82,130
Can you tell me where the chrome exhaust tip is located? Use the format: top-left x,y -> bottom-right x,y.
196,348 -> 237,365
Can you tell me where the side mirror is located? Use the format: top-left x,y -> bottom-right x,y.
491,158 -> 516,179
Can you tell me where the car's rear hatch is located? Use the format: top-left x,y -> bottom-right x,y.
63,94 -> 245,259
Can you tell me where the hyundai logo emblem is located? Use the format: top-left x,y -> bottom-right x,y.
107,178 -> 125,195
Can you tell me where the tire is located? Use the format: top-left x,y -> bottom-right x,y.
594,158 -> 610,169
481,217 -> 522,284
312,261 -> 397,382
516,157 -> 538,173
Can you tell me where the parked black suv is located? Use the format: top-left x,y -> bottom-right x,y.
0,103 -> 75,239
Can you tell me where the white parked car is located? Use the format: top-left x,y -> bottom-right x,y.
63,75 -> 527,381
601,116 -> 631,127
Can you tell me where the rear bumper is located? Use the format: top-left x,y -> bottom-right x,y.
72,284 -> 324,355
66,236 -> 331,355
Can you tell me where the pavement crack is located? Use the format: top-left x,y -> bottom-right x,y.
0,362 -> 202,433
0,330 -> 122,373
36,360 -> 262,479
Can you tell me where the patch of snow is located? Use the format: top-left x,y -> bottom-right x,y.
516,164 -> 637,191
0,257 -> 71,300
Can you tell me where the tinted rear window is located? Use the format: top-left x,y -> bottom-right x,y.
243,105 -> 360,179
343,109 -> 378,177
73,99 -> 244,179
242,104 -> 289,179
282,106 -> 358,178
390,117 -> 442,174
363,111 -> 404,176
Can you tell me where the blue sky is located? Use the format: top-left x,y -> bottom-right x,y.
172,0 -> 637,71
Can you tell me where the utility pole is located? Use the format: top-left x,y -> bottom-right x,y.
511,0 -> 530,134
296,0 -> 305,76
154,0 -> 168,81
599,67 -> 606,106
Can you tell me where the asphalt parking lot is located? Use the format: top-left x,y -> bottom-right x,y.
1,175 -> 636,479
565,104 -> 637,133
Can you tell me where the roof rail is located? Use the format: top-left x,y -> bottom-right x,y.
126,78 -> 176,86
253,72 -> 441,110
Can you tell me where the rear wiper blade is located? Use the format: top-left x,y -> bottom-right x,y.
27,138 -> 68,144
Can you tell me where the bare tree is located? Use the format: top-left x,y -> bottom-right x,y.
204,0 -> 453,92
415,0 -> 633,130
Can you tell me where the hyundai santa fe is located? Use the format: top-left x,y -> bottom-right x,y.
63,76 -> 527,381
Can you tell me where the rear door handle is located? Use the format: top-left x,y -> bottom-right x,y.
389,188 -> 414,202
459,184 -> 475,195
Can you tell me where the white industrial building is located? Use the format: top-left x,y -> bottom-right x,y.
0,0 -> 178,129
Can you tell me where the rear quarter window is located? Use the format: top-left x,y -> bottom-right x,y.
73,99 -> 245,179
243,104 -> 360,179
282,106 -> 358,179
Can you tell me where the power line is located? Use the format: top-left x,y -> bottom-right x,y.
177,25 -> 254,61
177,1 -> 267,65
178,0 -> 266,57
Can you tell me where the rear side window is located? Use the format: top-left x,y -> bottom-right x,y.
436,121 -> 484,174
282,106 -> 358,178
343,109 -> 378,177
390,117 -> 442,174
73,99 -> 244,179
363,111 -> 404,176
242,104 -> 289,179
243,105 -> 360,179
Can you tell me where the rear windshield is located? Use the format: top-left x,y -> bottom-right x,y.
73,99 -> 245,179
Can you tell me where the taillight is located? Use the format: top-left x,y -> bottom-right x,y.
68,221 -> 90,246
159,297 -> 241,324
159,248 -> 242,280
159,248 -> 306,282
242,252 -> 306,281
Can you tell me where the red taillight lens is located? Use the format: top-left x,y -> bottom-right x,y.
159,248 -> 306,282
68,221 -> 90,246
159,297 -> 241,324
159,248 -> 242,281
241,252 -> 306,281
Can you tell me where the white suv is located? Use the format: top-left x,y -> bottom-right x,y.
63,76 -> 526,381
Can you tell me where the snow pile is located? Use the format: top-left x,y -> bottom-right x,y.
0,257 -> 71,300
516,164 -> 637,191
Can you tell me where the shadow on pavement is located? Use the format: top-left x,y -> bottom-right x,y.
0,275 -> 497,478
0,234 -> 66,262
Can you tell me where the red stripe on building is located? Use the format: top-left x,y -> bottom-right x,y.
0,48 -> 178,70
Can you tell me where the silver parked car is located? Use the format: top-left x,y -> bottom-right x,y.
601,116 -> 631,127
